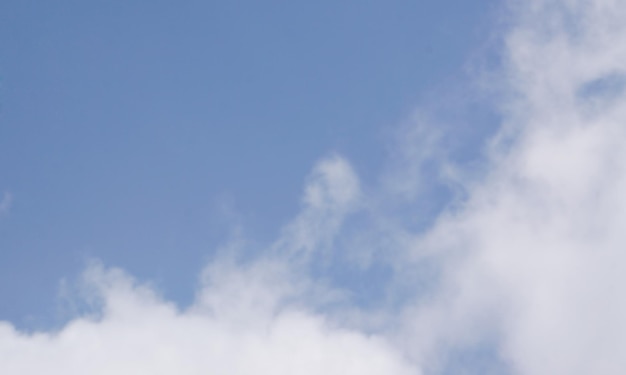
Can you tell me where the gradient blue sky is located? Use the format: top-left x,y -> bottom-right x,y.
0,0 -> 498,327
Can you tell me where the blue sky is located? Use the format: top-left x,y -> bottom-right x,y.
4,1 -> 626,374
0,0 -> 497,326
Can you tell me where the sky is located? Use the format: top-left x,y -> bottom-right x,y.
0,0 -> 498,326
2,0 -> 626,374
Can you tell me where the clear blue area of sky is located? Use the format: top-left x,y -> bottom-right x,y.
0,0 -> 499,328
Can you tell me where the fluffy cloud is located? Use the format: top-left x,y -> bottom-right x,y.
393,0 -> 626,373
0,261 -> 415,375
3,0 -> 626,374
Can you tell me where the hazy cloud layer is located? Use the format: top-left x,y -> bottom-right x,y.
3,0 -> 626,374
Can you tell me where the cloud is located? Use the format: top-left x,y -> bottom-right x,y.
0,262 -> 416,375
3,0 -> 626,374
0,191 -> 12,215
389,0 -> 626,373
0,157 -> 416,375
13,268 -> 407,375
272,154 -> 361,262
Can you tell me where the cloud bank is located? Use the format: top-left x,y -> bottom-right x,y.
3,0 -> 626,374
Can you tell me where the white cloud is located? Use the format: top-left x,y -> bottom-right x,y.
272,154 -> 361,262
0,262 -> 416,375
390,0 -> 626,374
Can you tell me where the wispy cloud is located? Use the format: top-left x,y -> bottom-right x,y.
0,191 -> 12,215
3,0 -> 626,374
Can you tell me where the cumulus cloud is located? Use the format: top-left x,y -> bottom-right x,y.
0,262 -> 415,375
3,0 -> 626,374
